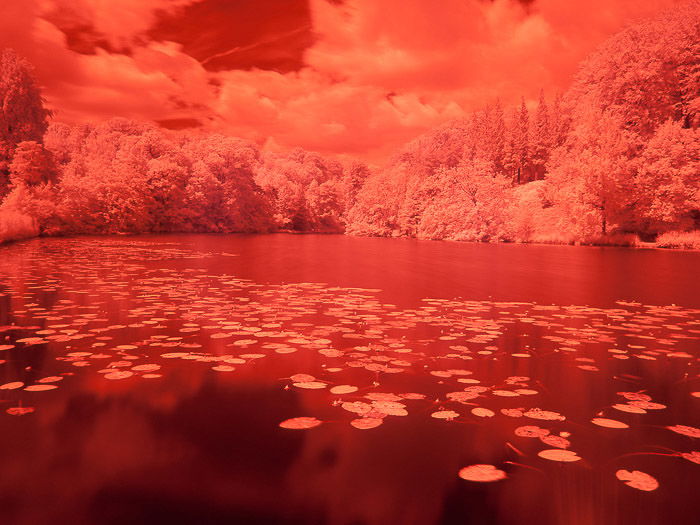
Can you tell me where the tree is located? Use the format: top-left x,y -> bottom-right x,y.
549,92 -> 569,149
532,90 -> 550,181
488,100 -> 507,173
416,158 -> 511,242
255,148 -> 347,232
568,1 -> 700,136
9,141 -> 56,187
347,163 -> 407,237
0,49 -> 50,196
635,119 -> 700,233
182,160 -> 225,231
341,160 -> 371,211
514,98 -> 530,184
546,110 -> 639,236
503,100 -> 530,184
145,156 -> 189,232
2,141 -> 59,236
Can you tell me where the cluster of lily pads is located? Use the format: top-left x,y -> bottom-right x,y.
0,238 -> 698,493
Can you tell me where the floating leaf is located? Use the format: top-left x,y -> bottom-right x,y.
515,389 -> 538,395
372,401 -> 408,416
342,401 -> 372,415
330,385 -> 358,395
501,408 -> 524,418
618,392 -> 652,402
350,417 -> 383,429
446,391 -> 480,402
279,417 -> 322,429
365,393 -> 403,402
492,390 -> 519,397
431,410 -> 460,420
667,425 -> 700,438
471,407 -> 495,418
591,418 -> 629,429
0,382 -> 24,390
210,333 -> 232,339
524,408 -> 565,421
38,376 -> 63,383
540,434 -> 571,449
537,449 -> 581,462
6,407 -> 34,416
104,371 -> 134,380
292,381 -> 327,389
616,470 -> 658,491
612,404 -> 646,414
24,384 -> 58,391
458,464 -> 506,482
680,451 -> 700,464
131,364 -> 161,372
515,425 -> 550,438
400,393 -> 426,400
630,400 -> 666,410
290,373 -> 316,382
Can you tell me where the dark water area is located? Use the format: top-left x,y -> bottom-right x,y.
0,234 -> 698,525
172,234 -> 700,308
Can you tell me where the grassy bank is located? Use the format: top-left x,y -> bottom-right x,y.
3,223 -> 699,251
0,210 -> 38,245
518,231 -> 700,250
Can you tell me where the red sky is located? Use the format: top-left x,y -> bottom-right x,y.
0,0 -> 683,163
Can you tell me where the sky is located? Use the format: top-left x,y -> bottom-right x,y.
0,0 -> 682,163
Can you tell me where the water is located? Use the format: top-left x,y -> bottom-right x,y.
0,234 -> 698,525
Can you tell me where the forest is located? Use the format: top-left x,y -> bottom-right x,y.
1,2 -> 698,248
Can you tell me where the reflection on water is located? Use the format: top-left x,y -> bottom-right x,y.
0,235 -> 698,525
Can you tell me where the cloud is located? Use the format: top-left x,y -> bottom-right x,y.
213,68 -> 463,159
40,0 -> 198,50
0,0 -> 685,162
148,0 -> 315,73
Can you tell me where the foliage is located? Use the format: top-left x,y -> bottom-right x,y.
0,49 -> 50,196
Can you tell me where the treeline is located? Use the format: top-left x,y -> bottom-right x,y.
1,1 -> 699,246
0,55 -> 367,240
349,1 -> 700,244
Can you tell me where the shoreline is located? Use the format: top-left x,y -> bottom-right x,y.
2,230 -> 700,252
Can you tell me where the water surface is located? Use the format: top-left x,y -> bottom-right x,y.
0,234 -> 698,525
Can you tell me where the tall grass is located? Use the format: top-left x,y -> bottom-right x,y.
0,209 -> 39,244
583,233 -> 640,247
519,232 -> 640,247
656,230 -> 700,249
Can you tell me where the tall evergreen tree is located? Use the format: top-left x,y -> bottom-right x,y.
0,49 -> 50,197
532,90 -> 551,181
514,97 -> 530,184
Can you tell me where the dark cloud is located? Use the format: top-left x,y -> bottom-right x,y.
0,0 -> 686,162
155,117 -> 203,130
43,7 -> 130,55
149,0 -> 315,73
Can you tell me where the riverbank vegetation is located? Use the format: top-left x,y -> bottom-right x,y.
1,2 -> 698,248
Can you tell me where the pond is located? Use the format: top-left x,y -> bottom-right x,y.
0,234 -> 698,525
